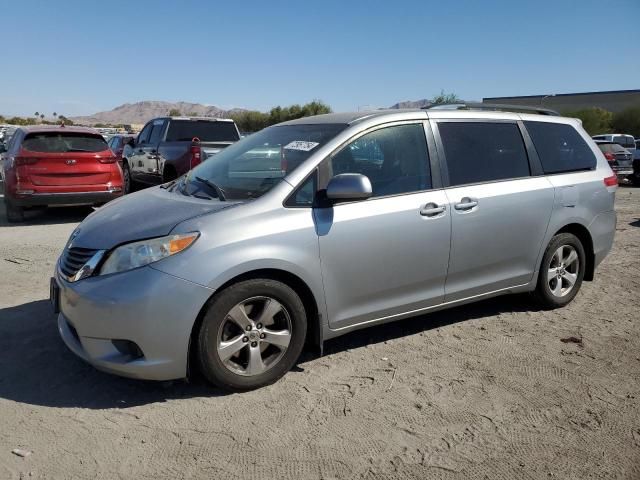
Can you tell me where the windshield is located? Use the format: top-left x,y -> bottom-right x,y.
166,120 -> 240,142
22,132 -> 108,153
180,123 -> 347,200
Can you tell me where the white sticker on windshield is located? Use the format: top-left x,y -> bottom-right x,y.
284,141 -> 320,152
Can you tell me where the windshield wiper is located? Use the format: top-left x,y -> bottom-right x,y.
160,179 -> 177,190
194,176 -> 226,201
65,148 -> 93,152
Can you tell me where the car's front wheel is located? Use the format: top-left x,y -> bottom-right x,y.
533,233 -> 585,309
122,160 -> 132,194
196,279 -> 307,391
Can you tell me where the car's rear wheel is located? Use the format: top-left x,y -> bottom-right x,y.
4,195 -> 24,223
533,233 -> 585,309
196,279 -> 307,391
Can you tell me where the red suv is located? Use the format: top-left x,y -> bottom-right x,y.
1,126 -> 123,222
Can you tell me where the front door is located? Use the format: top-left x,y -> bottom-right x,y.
142,119 -> 166,184
433,120 -> 555,302
316,122 -> 451,330
129,122 -> 152,183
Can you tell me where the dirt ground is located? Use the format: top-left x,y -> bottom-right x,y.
0,187 -> 639,480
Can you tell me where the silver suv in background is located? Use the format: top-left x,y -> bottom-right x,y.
51,107 -> 617,391
592,133 -> 636,153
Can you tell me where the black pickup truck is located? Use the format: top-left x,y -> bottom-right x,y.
122,116 -> 240,193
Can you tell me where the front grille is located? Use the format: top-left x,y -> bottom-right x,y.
59,247 -> 99,279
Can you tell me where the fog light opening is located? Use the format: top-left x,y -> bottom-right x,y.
112,339 -> 144,360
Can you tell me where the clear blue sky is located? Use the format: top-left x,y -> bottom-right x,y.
1,0 -> 638,117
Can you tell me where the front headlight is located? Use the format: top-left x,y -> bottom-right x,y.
99,232 -> 199,275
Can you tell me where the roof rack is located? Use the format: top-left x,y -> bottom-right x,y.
422,102 -> 560,116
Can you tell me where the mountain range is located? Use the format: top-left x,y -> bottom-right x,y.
71,98 -> 438,125
71,101 -> 247,125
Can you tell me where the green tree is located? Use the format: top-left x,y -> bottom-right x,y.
58,115 -> 74,126
562,108 -> 613,135
39,114 -> 44,122
169,108 -> 182,116
52,112 -> 57,118
611,107 -> 640,138
431,90 -> 461,105
232,101 -> 332,133
34,111 -> 39,118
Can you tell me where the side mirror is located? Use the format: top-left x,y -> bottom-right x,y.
326,173 -> 372,202
0,144 -> 6,153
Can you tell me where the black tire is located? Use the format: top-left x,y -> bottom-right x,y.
533,233 -> 585,309
122,160 -> 133,194
4,195 -> 24,223
196,279 -> 307,391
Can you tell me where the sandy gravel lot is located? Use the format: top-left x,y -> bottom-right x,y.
1,187 -> 639,480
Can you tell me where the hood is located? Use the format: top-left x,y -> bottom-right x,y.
72,186 -> 241,249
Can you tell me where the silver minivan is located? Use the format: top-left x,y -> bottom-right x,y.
51,107 -> 617,390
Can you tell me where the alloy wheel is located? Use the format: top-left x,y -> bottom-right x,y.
216,296 -> 292,376
547,245 -> 580,298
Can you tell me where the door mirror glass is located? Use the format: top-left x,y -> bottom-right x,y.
326,173 -> 372,202
0,143 -> 6,153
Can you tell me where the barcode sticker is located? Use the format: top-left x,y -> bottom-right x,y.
284,141 -> 320,152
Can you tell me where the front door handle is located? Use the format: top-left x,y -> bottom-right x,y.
420,203 -> 446,217
454,197 -> 478,211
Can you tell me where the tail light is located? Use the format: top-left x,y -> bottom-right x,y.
604,174 -> 618,187
98,156 -> 117,164
190,139 -> 202,169
603,152 -> 615,162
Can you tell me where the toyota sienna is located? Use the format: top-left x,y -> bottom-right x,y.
51,106 -> 617,391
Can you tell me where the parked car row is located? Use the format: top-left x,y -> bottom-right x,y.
0,116 -> 241,221
49,105 -> 617,390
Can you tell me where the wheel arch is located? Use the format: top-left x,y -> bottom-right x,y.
554,223 -> 595,281
187,268 -> 322,379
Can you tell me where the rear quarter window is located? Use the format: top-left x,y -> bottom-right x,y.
524,121 -> 596,174
21,132 -> 109,153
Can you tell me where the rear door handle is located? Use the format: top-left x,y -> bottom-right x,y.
420,203 -> 446,217
454,197 -> 478,211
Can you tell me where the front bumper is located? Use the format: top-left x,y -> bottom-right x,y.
55,264 -> 213,381
14,189 -> 122,207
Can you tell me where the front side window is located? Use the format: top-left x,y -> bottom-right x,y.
525,121 -> 596,174
148,120 -> 166,145
181,123 -> 347,201
330,123 -> 431,197
137,123 -> 152,144
438,122 -> 530,186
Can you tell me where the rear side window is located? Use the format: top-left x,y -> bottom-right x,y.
22,132 -> 108,153
525,121 -> 597,174
166,120 -> 240,142
438,122 -> 530,186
